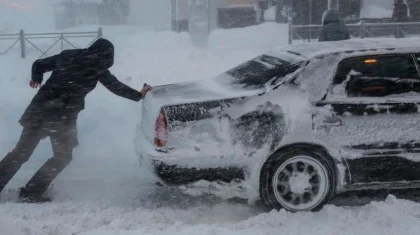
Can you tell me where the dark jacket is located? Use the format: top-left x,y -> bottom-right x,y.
318,10 -> 350,42
19,38 -> 142,127
393,2 -> 409,22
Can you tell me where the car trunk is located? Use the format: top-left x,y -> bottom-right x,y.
139,51 -> 307,154
140,78 -> 263,154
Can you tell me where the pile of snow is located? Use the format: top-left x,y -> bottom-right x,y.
0,220 -> 33,235
2,22 -> 420,235
81,194 -> 420,235
1,195 -> 419,235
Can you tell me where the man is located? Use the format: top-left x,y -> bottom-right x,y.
393,0 -> 409,22
318,9 -> 350,42
0,38 -> 152,203
393,0 -> 409,38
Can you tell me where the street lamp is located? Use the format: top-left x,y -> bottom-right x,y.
328,0 -> 339,10
309,0 -> 312,25
309,0 -> 312,41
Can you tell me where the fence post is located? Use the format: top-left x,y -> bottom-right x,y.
288,21 -> 293,45
360,20 -> 365,39
61,34 -> 64,51
98,27 -> 103,38
19,29 -> 26,58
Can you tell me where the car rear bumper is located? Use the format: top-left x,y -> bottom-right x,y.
135,131 -> 245,185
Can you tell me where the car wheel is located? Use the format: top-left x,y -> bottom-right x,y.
260,148 -> 336,212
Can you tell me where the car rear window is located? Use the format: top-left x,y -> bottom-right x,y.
333,54 -> 420,84
331,54 -> 420,97
226,54 -> 302,88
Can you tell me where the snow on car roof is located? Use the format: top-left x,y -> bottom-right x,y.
265,38 -> 420,102
267,38 -> 420,60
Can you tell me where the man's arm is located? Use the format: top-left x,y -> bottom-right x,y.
344,26 -> 351,40
99,70 -> 151,101
31,53 -> 61,87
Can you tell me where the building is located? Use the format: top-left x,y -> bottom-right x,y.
53,0 -> 129,30
53,0 -> 100,29
127,1 -> 172,31
171,0 -> 263,31
172,0 -> 190,32
276,0 -> 405,25
216,0 -> 260,29
169,0 -> 363,31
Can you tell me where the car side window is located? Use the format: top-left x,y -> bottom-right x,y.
331,54 -> 420,97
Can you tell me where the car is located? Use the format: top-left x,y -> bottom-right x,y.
135,38 -> 420,212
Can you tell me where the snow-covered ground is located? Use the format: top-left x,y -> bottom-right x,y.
1,23 -> 420,235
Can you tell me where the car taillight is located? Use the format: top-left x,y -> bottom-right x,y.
155,108 -> 168,147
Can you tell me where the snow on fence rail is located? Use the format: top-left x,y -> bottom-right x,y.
289,21 -> 420,44
0,28 -> 103,58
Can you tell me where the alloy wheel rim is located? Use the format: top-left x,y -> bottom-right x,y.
272,155 -> 329,211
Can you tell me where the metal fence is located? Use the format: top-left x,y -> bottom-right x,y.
0,28 -> 102,58
289,21 -> 420,44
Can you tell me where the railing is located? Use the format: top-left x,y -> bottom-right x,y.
289,21 -> 420,44
0,28 -> 103,58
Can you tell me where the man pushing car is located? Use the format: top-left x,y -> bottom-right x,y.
0,38 -> 152,203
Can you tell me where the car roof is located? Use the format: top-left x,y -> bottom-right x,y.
267,38 -> 420,60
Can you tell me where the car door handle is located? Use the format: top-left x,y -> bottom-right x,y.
323,116 -> 342,126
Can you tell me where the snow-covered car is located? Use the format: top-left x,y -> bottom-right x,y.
135,38 -> 420,212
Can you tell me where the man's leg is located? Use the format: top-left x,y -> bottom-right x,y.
0,127 -> 42,193
20,121 -> 77,199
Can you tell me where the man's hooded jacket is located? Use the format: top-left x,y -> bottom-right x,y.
318,9 -> 350,42
19,38 -> 142,128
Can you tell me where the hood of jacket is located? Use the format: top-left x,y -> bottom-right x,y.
322,9 -> 342,25
88,38 -> 114,69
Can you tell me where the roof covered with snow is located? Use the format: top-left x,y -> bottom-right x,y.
268,38 -> 420,60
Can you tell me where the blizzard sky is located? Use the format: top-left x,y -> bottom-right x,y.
0,0 -> 55,32
0,0 -> 399,33
0,0 -> 174,32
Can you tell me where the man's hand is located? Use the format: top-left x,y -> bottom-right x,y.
29,80 -> 41,89
141,83 -> 153,99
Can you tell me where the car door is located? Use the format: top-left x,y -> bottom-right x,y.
313,53 -> 420,185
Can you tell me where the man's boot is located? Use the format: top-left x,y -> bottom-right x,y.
18,187 -> 52,203
19,151 -> 72,203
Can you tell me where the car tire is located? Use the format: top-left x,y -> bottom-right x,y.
259,147 -> 336,212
